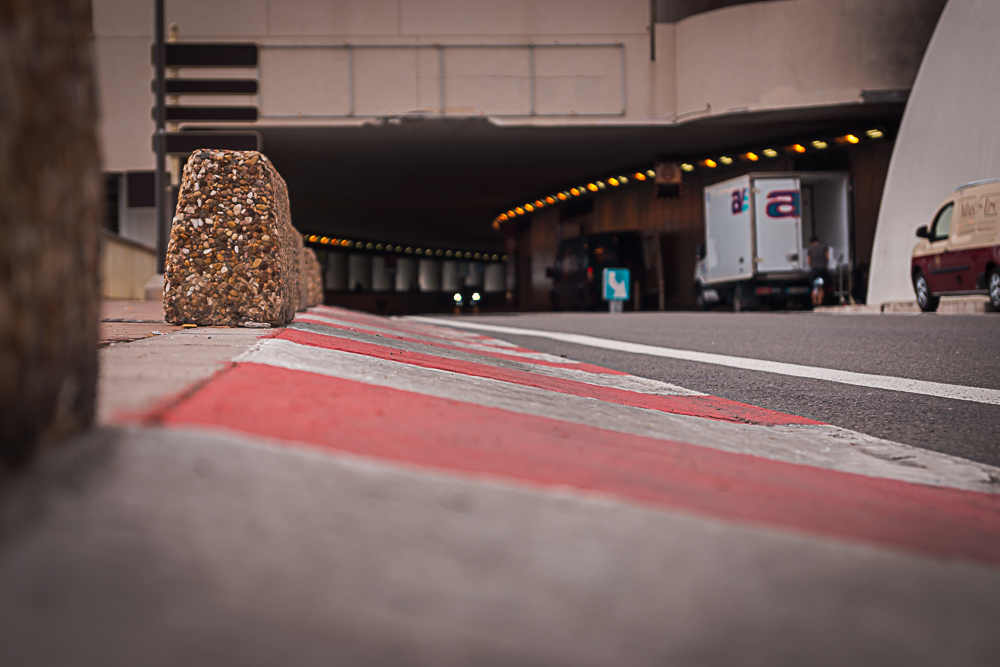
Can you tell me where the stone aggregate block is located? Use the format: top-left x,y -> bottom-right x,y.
0,0 -> 101,465
164,150 -> 299,327
303,248 -> 323,307
295,233 -> 307,312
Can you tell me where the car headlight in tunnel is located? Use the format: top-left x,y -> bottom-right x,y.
471,292 -> 481,303
453,293 -> 463,306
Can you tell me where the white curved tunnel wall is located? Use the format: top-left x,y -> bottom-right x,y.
868,0 -> 1000,304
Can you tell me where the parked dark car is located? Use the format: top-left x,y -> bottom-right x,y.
547,231 -> 655,310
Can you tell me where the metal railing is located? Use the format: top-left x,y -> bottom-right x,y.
257,42 -> 626,119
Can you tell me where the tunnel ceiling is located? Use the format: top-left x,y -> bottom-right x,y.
245,102 -> 904,252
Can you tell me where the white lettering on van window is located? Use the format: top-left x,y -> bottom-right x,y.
982,194 -> 1000,217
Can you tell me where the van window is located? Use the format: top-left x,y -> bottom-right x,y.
931,203 -> 954,241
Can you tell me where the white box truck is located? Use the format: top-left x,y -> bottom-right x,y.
694,172 -> 852,310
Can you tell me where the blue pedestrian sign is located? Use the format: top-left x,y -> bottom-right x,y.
602,268 -> 630,301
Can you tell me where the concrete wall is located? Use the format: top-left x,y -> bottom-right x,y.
100,232 -> 157,300
868,0 -> 1000,304
92,0 -> 940,171
674,0 -> 944,118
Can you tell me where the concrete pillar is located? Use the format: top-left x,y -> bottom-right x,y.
0,0 -> 102,464
348,254 -> 372,291
418,259 -> 442,292
484,263 -> 506,293
465,262 -> 484,288
325,251 -> 347,290
442,260 -> 461,292
396,257 -> 418,292
372,255 -> 393,292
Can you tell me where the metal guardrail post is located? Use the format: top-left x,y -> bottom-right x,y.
529,43 -> 536,116
347,44 -> 355,117
153,0 -> 167,270
437,44 -> 445,115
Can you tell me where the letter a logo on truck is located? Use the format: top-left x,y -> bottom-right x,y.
765,190 -> 801,218
731,188 -> 749,214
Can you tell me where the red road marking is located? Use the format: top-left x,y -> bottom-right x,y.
297,313 -> 625,375
280,327 -> 819,426
161,362 -> 1000,566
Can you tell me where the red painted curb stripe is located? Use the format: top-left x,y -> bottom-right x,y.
297,313 -> 625,375
162,363 -> 1000,566
278,327 -> 820,426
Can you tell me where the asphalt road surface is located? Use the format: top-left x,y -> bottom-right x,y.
428,311 -> 1000,467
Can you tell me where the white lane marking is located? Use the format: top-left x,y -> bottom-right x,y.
290,321 -> 704,397
237,338 -> 1000,493
406,317 -> 1000,407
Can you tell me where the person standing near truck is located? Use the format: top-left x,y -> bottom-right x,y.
807,235 -> 830,306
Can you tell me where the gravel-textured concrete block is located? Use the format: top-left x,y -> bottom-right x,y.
164,150 -> 299,327
303,248 -> 323,308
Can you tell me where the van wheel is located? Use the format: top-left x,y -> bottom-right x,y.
989,267 -> 1000,310
913,271 -> 939,312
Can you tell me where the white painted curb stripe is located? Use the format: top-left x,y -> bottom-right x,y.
406,317 -> 1000,406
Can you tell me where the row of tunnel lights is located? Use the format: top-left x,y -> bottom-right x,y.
492,169 -> 658,229
687,130 -> 882,170
303,233 -> 506,262
491,129 -> 885,229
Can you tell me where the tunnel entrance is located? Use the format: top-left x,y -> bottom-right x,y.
214,102 -> 907,313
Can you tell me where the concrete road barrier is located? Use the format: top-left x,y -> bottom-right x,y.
0,0 -> 102,465
164,150 -> 299,327
303,248 -> 323,307
295,232 -> 307,312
